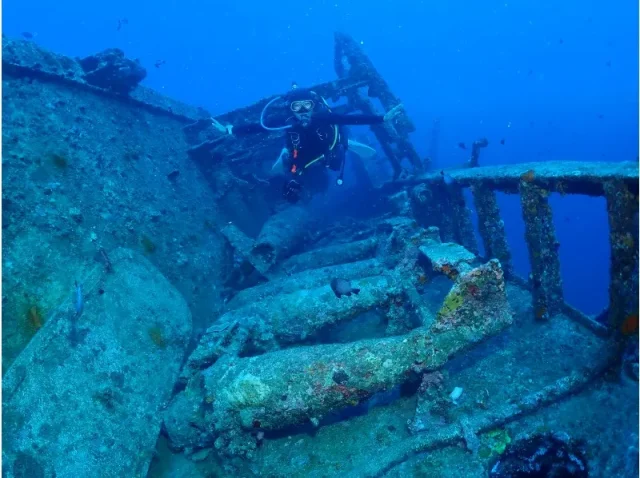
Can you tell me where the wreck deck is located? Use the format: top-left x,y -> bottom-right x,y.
247,282 -> 631,478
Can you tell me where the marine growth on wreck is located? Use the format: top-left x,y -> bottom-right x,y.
1,28 -> 638,478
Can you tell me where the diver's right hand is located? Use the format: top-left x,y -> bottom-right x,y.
383,104 -> 404,123
211,118 -> 233,135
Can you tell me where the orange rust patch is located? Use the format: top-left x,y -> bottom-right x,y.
520,170 -> 535,183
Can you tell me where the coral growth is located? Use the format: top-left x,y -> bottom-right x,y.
520,169 -> 535,183
50,153 -> 69,169
141,235 -> 157,254
483,428 -> 512,456
438,291 -> 463,317
148,326 -> 167,349
23,304 -> 44,337
78,48 -> 147,94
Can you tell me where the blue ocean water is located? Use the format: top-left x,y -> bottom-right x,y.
5,0 -> 637,314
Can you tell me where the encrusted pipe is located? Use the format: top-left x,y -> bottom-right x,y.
603,180 -> 639,357
196,260 -> 512,450
227,258 -> 384,310
519,182 -> 564,319
182,273 -> 402,380
165,260 -> 513,456
277,237 -> 378,275
472,184 -> 513,277
251,205 -> 310,273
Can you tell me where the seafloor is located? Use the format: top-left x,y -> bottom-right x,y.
2,36 -> 639,478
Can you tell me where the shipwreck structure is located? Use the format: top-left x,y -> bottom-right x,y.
186,33 -> 424,181
2,33 -> 638,478
395,161 -> 639,336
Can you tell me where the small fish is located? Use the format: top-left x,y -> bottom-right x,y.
621,314 -> 638,336
330,278 -> 360,299
22,32 -> 34,39
74,281 -> 84,317
28,306 -> 43,330
154,60 -> 166,68
440,170 -> 454,186
117,18 -> 129,31
98,247 -> 113,273
605,60 -> 611,67
559,38 -> 564,44
457,142 -> 466,150
500,139 -> 505,145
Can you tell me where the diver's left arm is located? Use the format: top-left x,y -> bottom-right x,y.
314,104 -> 404,126
210,118 -> 265,136
315,113 -> 384,126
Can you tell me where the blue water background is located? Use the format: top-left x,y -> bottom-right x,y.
4,0 -> 638,315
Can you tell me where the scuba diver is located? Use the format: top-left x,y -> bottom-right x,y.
211,83 -> 403,203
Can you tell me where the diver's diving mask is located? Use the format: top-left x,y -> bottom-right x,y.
290,100 -> 315,113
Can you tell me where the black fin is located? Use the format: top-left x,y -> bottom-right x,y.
334,291 -> 342,299
345,292 -> 352,297
352,288 -> 361,295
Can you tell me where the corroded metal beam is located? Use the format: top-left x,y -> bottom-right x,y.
472,184 -> 513,277
166,259 -> 513,456
409,183 -> 477,253
226,258 -> 384,310
397,160 -> 638,335
276,237 -> 378,275
334,33 -> 412,131
186,76 -> 371,164
603,180 -> 639,360
180,272 -> 405,383
380,161 -> 638,197
520,182 -> 564,319
409,183 -> 456,242
334,32 -> 424,176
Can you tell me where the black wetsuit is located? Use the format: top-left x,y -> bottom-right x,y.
232,112 -> 384,202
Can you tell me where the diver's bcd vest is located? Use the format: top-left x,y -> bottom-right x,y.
288,93 -> 340,176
